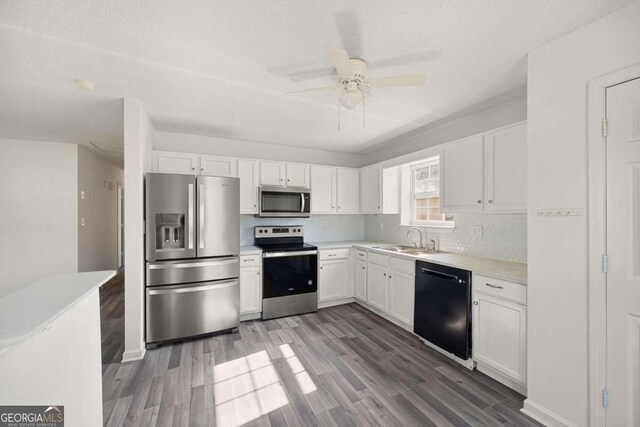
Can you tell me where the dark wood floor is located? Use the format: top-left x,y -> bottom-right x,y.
100,276 -> 540,427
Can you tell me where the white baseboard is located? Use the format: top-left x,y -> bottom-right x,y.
318,297 -> 355,309
122,347 -> 146,363
521,399 -> 578,427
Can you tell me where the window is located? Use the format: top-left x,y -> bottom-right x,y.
410,159 -> 454,227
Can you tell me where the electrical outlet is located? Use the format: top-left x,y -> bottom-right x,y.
379,222 -> 384,231
81,218 -> 85,227
80,190 -> 85,200
472,225 -> 483,238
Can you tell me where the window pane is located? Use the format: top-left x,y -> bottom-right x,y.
415,208 -> 429,221
415,198 -> 428,208
430,165 -> 439,179
414,167 -> 430,181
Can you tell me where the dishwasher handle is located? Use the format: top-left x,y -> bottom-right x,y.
420,267 -> 463,283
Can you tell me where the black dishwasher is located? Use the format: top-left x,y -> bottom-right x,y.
414,260 -> 472,360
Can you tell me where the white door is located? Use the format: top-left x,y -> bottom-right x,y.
388,270 -> 415,326
355,259 -> 367,301
440,135 -> 484,212
238,159 -> 259,214
472,292 -> 527,385
361,164 -> 381,213
318,259 -> 350,302
157,152 -> 199,174
200,156 -> 237,177
605,77 -> 640,426
286,163 -> 310,188
484,123 -> 527,212
336,168 -> 360,213
311,166 -> 336,213
260,161 -> 285,186
240,266 -> 261,314
367,263 -> 388,312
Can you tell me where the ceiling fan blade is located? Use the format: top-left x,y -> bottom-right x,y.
327,49 -> 354,78
366,74 -> 426,88
287,85 -> 338,95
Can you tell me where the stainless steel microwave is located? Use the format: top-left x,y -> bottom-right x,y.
258,186 -> 311,218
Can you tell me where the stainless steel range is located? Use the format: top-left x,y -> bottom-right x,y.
254,226 -> 317,320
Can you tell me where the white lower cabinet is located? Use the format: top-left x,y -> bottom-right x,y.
355,258 -> 367,301
388,270 -> 415,326
240,255 -> 262,314
318,249 -> 351,303
472,274 -> 527,393
366,263 -> 388,312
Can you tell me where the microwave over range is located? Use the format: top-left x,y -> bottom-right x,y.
258,186 -> 311,218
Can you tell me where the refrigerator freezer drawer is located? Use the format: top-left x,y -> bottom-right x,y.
146,279 -> 240,343
146,257 -> 239,286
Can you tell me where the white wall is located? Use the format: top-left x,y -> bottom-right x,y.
155,131 -> 367,168
77,146 -> 124,272
0,138 -> 77,297
123,98 -> 154,363
365,93 -> 527,165
525,2 -> 640,426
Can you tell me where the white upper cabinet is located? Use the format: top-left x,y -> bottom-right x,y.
260,161 -> 286,186
156,152 -> 199,174
440,135 -> 485,212
200,155 -> 237,177
286,163 -> 310,188
336,168 -> 360,213
311,165 -> 336,213
484,123 -> 527,213
238,159 -> 259,214
361,164 -> 382,213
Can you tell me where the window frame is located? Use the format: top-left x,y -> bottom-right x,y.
409,159 -> 455,228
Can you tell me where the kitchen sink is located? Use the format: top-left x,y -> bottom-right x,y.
373,246 -> 442,256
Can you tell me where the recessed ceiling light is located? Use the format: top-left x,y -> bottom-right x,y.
75,79 -> 95,91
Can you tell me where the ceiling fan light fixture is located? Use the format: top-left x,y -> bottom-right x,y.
340,87 -> 363,109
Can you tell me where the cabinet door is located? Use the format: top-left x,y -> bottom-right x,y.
484,123 -> 527,212
355,259 -> 367,301
367,263 -> 388,312
318,259 -> 350,302
157,152 -> 199,174
311,166 -> 336,213
336,168 -> 360,213
388,269 -> 415,326
238,159 -> 259,214
200,156 -> 237,177
240,266 -> 261,314
361,164 -> 381,213
286,163 -> 310,188
440,135 -> 484,212
260,161 -> 285,186
472,292 -> 527,385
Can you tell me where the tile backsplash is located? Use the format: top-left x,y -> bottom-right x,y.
241,215 -> 365,245
364,213 -> 527,263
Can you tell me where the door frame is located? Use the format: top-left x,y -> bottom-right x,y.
587,63 -> 640,427
117,183 -> 124,270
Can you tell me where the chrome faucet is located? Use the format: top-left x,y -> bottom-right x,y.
406,227 -> 424,248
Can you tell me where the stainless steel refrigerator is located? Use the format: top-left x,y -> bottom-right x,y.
145,173 -> 240,347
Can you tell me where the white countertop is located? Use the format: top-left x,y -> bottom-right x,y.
312,241 -> 527,284
0,270 -> 116,356
240,245 -> 262,255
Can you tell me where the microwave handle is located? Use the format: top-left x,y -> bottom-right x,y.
301,193 -> 305,213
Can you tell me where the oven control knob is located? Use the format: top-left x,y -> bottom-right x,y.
308,280 -> 313,285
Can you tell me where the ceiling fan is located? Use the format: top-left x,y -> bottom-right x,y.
287,49 -> 426,111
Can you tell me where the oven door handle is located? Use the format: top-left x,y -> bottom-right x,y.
264,250 -> 317,258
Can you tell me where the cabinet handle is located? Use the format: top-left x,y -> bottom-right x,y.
288,179 -> 290,182
477,200 -> 482,204
485,283 -> 504,289
254,204 -> 257,207
201,168 -> 204,171
320,266 -> 323,269
389,275 -> 392,279
383,273 -> 386,276
473,301 -> 478,305
488,200 -> 494,204
362,267 -> 365,270
191,167 -> 195,171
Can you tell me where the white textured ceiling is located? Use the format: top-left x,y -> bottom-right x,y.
0,0 -> 633,158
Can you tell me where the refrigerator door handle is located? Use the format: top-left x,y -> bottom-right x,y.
147,279 -> 237,295
188,183 -> 194,249
199,183 -> 205,249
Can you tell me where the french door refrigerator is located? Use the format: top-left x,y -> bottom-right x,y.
145,173 -> 240,347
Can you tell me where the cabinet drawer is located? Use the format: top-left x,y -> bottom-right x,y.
473,274 -> 526,304
389,256 -> 415,275
355,250 -> 367,261
368,251 -> 389,267
319,248 -> 350,260
240,255 -> 260,267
